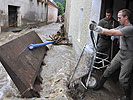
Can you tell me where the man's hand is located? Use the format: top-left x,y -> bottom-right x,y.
89,21 -> 104,33
89,21 -> 97,30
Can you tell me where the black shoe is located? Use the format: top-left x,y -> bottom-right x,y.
93,84 -> 103,91
120,96 -> 131,100
122,87 -> 131,100
93,76 -> 107,91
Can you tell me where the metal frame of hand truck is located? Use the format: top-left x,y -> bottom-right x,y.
68,30 -> 110,89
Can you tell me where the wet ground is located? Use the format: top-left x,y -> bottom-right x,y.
0,23 -> 132,100
0,23 -> 76,100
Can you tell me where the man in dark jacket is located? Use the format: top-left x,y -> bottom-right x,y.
97,8 -> 119,60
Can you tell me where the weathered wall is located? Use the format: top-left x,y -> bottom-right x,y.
64,0 -> 71,39
35,2 -> 47,22
47,2 -> 58,23
65,0 -> 101,55
0,0 -> 47,31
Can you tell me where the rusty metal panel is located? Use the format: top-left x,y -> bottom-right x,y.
0,31 -> 48,98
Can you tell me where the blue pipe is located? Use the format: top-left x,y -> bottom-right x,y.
28,41 -> 54,50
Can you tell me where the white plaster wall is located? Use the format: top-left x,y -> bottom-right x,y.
64,0 -> 71,38
68,0 -> 86,55
66,0 -> 102,55
36,2 -> 47,22
48,5 -> 58,23
0,0 -> 47,28
87,0 -> 102,47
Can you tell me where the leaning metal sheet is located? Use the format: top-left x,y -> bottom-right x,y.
0,31 -> 48,97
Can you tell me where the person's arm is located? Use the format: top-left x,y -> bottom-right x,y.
99,29 -> 123,36
89,21 -> 123,36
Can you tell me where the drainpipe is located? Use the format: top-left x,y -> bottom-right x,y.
46,1 -> 48,24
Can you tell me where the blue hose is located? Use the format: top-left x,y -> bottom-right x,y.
28,41 -> 54,50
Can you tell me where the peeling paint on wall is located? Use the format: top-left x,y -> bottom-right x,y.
0,10 -> 7,26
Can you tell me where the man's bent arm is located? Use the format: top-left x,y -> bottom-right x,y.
99,29 -> 123,36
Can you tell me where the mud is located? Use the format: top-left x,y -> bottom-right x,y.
0,23 -> 75,100
0,23 -> 132,100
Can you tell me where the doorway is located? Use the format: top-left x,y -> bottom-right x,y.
100,0 -> 133,24
8,5 -> 18,27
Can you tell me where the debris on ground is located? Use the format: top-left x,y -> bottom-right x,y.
49,24 -> 72,46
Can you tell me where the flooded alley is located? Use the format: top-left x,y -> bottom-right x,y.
0,23 -> 132,100
0,0 -> 133,100
0,23 -> 75,100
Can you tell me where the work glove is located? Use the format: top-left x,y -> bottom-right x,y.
111,36 -> 120,41
89,21 -> 104,33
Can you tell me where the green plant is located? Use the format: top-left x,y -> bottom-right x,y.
45,2 -> 47,5
56,2 -> 64,16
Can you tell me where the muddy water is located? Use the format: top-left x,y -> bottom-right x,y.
0,23 -> 125,100
40,45 -> 76,100
0,23 -> 80,100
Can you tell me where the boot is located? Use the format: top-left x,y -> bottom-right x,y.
121,96 -> 131,100
121,88 -> 131,100
94,76 -> 108,91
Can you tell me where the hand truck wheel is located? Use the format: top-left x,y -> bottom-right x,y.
81,74 -> 98,89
